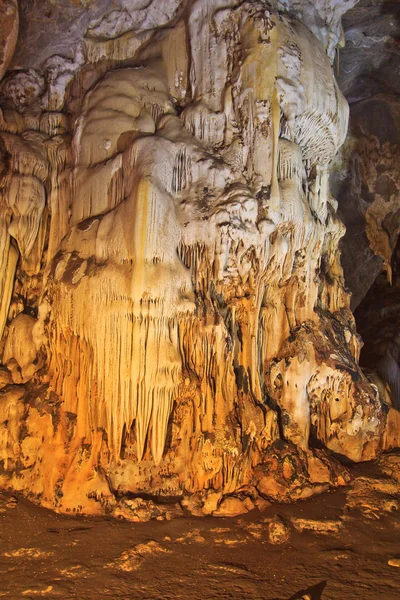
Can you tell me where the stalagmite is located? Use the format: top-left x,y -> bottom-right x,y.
0,0 -> 397,518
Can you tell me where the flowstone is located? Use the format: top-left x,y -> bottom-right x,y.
0,0 -> 397,518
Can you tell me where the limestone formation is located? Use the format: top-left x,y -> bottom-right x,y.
333,0 -> 400,310
0,0 -> 18,82
0,0 -> 398,518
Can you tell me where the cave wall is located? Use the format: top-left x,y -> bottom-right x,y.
334,0 -> 400,309
0,0 -> 398,519
332,0 -> 400,428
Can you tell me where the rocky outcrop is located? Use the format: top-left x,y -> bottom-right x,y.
0,0 -> 397,518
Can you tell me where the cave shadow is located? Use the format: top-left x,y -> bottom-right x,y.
272,580 -> 328,600
381,0 -> 400,39
288,580 -> 327,600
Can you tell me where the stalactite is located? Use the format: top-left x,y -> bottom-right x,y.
0,0 -> 396,518
0,237 -> 18,341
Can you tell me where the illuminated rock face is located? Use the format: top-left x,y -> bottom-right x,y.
0,0 -> 397,517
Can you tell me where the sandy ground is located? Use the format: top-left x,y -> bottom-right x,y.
0,454 -> 400,600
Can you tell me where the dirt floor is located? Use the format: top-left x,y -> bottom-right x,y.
0,453 -> 400,600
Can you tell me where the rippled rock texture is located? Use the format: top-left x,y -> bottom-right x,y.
0,0 -> 397,517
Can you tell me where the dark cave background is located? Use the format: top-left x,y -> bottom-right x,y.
334,0 -> 400,389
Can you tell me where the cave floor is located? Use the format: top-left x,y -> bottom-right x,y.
0,456 -> 400,600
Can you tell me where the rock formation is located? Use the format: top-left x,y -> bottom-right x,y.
333,0 -> 400,444
0,0 -> 398,518
334,0 -> 400,309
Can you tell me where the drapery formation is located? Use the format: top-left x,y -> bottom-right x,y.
0,0 -> 398,518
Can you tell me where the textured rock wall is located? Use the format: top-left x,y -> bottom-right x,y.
334,0 -> 400,308
332,0 -> 400,435
0,0 -> 398,519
